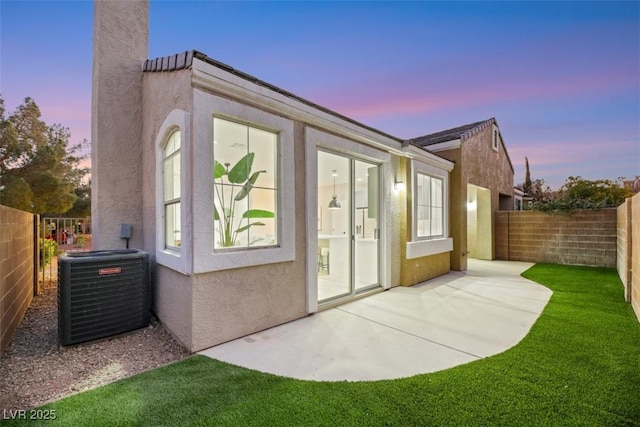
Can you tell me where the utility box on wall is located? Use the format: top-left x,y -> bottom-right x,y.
58,249 -> 150,346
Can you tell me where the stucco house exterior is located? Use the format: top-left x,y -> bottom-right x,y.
411,119 -> 515,271
91,1 -> 514,352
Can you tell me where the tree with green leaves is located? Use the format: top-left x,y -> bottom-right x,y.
528,178 -> 553,205
64,180 -> 91,218
523,156 -> 532,195
0,96 -> 88,215
532,176 -> 631,212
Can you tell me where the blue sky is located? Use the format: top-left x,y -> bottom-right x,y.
1,0 -> 638,189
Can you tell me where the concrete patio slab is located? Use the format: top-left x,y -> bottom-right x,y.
199,260 -> 552,381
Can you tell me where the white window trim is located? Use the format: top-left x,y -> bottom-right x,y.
305,127 -> 392,314
415,173 -> 445,239
163,133 -> 181,250
192,90 -> 295,273
407,159 -> 452,260
155,109 -> 192,275
212,117 -> 279,252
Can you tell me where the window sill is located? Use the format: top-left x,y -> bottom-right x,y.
194,244 -> 295,273
406,238 -> 453,260
157,248 -> 191,275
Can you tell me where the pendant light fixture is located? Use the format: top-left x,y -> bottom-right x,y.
328,170 -> 341,210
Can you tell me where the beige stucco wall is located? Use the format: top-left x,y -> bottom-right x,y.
400,252 -> 450,287
97,0 -> 452,353
439,148 -> 466,271
467,184 -> 492,260
390,155 -> 403,287
399,157 -> 451,286
141,70 -> 192,256
191,260 -> 306,351
461,125 -> 514,208
155,265 -> 194,349
461,125 -> 514,262
139,68 -> 411,351
437,123 -> 514,270
92,0 -> 148,250
467,185 -> 478,257
141,75 -> 308,351
189,121 -> 307,351
141,70 -> 193,346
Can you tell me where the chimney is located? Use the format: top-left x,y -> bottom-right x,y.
91,0 -> 149,249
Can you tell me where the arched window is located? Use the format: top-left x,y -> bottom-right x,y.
163,130 -> 181,249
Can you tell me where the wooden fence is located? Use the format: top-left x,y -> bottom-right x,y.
617,194 -> 640,322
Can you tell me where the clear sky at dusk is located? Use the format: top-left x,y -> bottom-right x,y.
1,1 -> 638,189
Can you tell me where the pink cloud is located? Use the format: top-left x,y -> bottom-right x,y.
4,92 -> 91,145
510,139 -> 635,165
38,97 -> 91,145
313,64 -> 637,123
303,27 -> 638,124
509,137 -> 638,189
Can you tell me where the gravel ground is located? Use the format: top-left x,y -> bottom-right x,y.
0,282 -> 190,411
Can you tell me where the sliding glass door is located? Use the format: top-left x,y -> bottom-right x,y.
317,151 -> 380,303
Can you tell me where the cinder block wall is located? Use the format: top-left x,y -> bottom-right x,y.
0,205 -> 36,356
495,209 -> 617,268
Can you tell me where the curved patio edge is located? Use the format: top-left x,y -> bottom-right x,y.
198,260 -> 552,381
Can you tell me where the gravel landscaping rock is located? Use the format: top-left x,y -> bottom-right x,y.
0,285 -> 190,411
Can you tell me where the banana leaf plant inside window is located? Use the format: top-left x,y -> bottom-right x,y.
213,152 -> 275,248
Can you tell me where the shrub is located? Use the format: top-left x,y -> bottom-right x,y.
75,235 -> 87,247
532,176 -> 631,213
40,239 -> 58,267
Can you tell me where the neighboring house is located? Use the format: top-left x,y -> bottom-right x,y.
513,186 -> 534,210
91,1 -> 513,352
623,177 -> 640,194
411,119 -> 515,271
514,187 -> 525,210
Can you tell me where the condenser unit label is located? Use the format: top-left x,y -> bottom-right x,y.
99,267 -> 122,275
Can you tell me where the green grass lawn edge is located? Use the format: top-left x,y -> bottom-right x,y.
5,264 -> 640,426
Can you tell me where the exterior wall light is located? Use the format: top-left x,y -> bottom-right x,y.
394,180 -> 405,191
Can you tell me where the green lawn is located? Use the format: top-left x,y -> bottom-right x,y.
6,264 -> 640,426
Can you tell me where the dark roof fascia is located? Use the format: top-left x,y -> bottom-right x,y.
410,118 -> 495,147
411,117 -> 514,174
143,50 -> 406,146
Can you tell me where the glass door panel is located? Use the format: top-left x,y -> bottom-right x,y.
317,151 -> 351,301
317,151 -> 380,304
354,160 -> 379,291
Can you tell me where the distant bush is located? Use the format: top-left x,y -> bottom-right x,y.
76,235 -> 87,247
40,239 -> 58,267
532,176 -> 631,213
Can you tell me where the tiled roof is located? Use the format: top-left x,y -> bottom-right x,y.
143,51 -> 194,72
410,118 -> 496,147
142,50 -> 404,144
